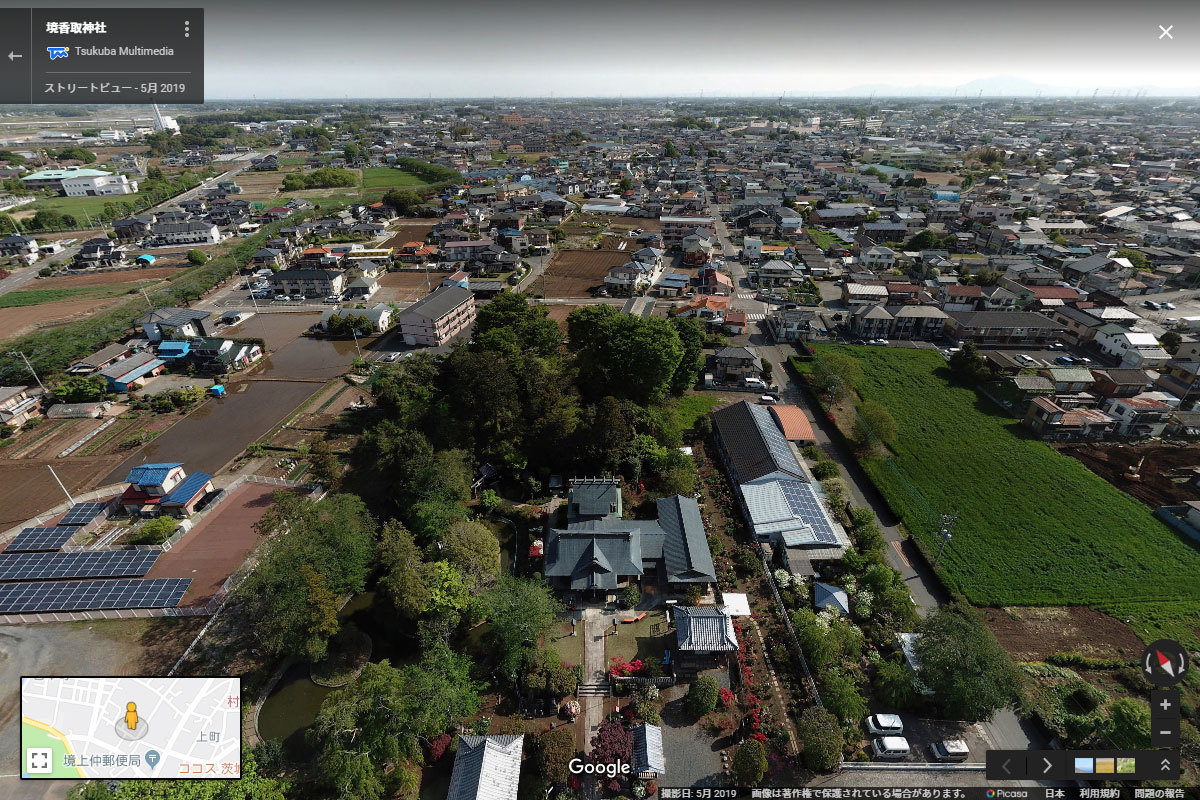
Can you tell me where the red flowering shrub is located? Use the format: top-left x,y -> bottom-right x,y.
425,733 -> 452,762
718,687 -> 735,709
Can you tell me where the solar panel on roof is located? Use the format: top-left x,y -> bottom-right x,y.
5,527 -> 78,553
779,481 -> 841,545
59,502 -> 108,527
0,578 -> 190,614
0,550 -> 159,582
750,404 -> 804,476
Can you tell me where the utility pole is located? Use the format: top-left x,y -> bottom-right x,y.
933,512 -> 958,568
8,350 -> 47,394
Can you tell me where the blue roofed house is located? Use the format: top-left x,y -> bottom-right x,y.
813,582 -> 850,614
100,351 -> 166,391
156,340 -> 192,361
544,477 -> 716,602
446,735 -> 524,800
118,462 -> 213,516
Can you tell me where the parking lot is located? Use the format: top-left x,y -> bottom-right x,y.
859,711 -> 989,765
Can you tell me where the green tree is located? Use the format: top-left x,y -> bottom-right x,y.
568,305 -> 684,403
822,669 -> 868,723
53,375 -> 105,403
872,658 -> 919,710
378,521 -> 428,619
71,749 -> 290,799
948,340 -> 990,385
480,576 -> 563,678
685,675 -> 719,719
535,726 -> 577,784
663,141 -> 680,158
1115,248 -> 1148,271
131,516 -> 177,545
853,400 -> 898,451
1104,697 -> 1151,749
796,706 -> 843,771
298,564 -> 341,661
443,520 -> 500,593
307,436 -> 341,489
310,646 -> 481,800
812,351 -> 862,402
185,249 -> 208,266
1161,331 -> 1182,354
669,316 -> 705,395
914,603 -> 1018,722
383,189 -> 424,216
730,740 -> 767,785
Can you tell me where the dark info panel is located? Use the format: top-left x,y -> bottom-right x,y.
0,8 -> 203,104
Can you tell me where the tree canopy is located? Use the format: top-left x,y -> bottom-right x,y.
479,576 -> 563,678
914,603 -> 1019,721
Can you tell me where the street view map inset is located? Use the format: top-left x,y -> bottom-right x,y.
20,677 -> 241,780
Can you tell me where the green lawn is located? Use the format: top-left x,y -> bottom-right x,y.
361,167 -> 429,191
675,393 -> 725,429
606,610 -> 672,665
22,194 -> 119,221
814,344 -> 1200,646
0,286 -> 130,308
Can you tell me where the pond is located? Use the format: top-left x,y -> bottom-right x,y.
255,591 -> 417,760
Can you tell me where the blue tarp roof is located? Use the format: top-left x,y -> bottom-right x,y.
136,254 -> 155,263
162,472 -> 213,506
125,463 -> 183,486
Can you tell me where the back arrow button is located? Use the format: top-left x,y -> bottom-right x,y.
8,51 -> 22,61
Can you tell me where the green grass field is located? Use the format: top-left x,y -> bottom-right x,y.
814,345 -> 1200,646
807,229 -> 843,251
675,393 -> 725,429
0,286 -> 130,309
360,167 -> 429,191
21,194 -> 119,221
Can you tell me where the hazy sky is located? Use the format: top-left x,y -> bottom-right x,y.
4,0 -> 1199,98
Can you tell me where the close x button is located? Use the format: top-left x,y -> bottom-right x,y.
986,750 -> 1029,780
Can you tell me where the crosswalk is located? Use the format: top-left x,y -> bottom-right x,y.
737,292 -> 757,300
745,313 -> 766,321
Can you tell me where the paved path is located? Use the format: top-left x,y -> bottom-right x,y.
580,608 -> 606,754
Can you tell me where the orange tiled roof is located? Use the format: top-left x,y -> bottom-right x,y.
769,405 -> 815,441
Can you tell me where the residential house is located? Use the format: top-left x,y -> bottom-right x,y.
660,215 -> 714,246
1102,395 -> 1172,438
443,239 -> 496,262
888,305 -> 948,340
862,246 -> 896,271
151,220 -> 221,245
395,285 -> 476,347
712,346 -> 763,383
99,352 -> 166,391
75,238 -> 127,268
723,310 -> 748,334
939,284 -> 983,311
1091,368 -> 1151,399
269,269 -> 345,299
1155,360 -> 1200,407
138,308 -> 214,342
682,230 -> 716,265
113,216 -> 153,242
673,606 -> 739,669
0,235 -> 39,263
1093,326 -> 1170,369
0,386 -> 42,428
850,304 -> 894,340
320,304 -> 393,334
446,736 -> 523,800
606,260 -> 661,291
697,266 -> 733,296
944,311 -> 1066,346
768,308 -> 817,342
757,259 -> 800,289
1023,397 -> 1117,441
67,342 -> 134,374
250,248 -> 286,269
117,461 -> 214,517
842,283 -> 889,306
711,401 -> 849,554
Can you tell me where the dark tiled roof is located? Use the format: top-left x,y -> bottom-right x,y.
398,284 -> 473,322
544,529 -> 642,591
656,496 -> 715,583
674,606 -> 738,651
632,724 -> 665,774
447,736 -> 524,800
946,311 -> 1065,330
711,401 -> 805,484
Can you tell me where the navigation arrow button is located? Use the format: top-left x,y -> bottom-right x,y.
1042,757 -> 1053,775
7,51 -> 22,61
1001,758 -> 1012,775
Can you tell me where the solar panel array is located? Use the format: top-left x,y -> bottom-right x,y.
0,578 -> 190,614
0,551 -> 159,582
59,502 -> 109,527
5,527 -> 78,553
779,480 -> 841,545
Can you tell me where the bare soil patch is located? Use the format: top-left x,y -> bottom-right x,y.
37,266 -> 182,289
542,249 -> 629,297
1056,442 -> 1200,508
0,456 -> 125,532
382,219 -> 438,247
543,304 -> 585,333
147,482 -> 290,606
0,294 -> 128,341
983,606 -> 1145,662
377,270 -> 438,303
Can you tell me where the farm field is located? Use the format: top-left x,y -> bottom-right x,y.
375,270 -> 439,303
0,285 -> 132,309
11,193 -> 121,221
811,344 -> 1200,647
541,249 -> 630,297
381,219 -> 438,247
360,166 -> 429,192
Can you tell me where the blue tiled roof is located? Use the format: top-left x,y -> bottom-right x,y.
162,472 -> 212,506
124,463 -> 183,486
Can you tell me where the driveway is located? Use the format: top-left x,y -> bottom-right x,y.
657,682 -> 727,788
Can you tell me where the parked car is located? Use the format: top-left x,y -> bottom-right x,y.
324,295 -> 341,303
744,377 -> 767,389
1054,355 -> 1076,365
757,395 -> 778,405
1165,317 -> 1179,326
1163,302 -> 1177,310
275,295 -> 291,302
865,714 -> 904,736
872,737 -> 911,760
931,740 -> 970,762
383,352 -> 401,362
1143,300 -> 1161,310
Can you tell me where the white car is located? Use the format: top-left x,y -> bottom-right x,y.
865,714 -> 904,736
757,395 -> 778,405
383,352 -> 401,362
872,736 -> 911,760
1163,302 -> 1177,310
